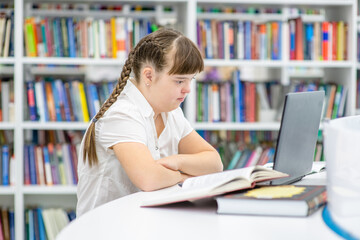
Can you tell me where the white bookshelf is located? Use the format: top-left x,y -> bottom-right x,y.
0,0 -> 358,239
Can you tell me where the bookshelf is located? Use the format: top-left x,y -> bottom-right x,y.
0,0 -> 357,239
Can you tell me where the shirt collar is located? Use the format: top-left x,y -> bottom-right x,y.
124,79 -> 154,118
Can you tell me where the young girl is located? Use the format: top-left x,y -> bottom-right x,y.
76,28 -> 223,217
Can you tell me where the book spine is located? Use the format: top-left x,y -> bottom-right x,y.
78,82 -> 90,122
56,144 -> 67,185
42,146 -> 53,186
2,145 -> 9,186
60,18 -> 69,57
45,81 -> 56,121
26,81 -> 38,121
67,18 -> 76,58
322,22 -> 329,60
35,146 -> 46,185
28,144 -> 37,185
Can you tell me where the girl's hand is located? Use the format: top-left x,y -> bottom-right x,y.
157,156 -> 179,171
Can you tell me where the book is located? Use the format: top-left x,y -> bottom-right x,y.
216,185 -> 326,217
141,166 -> 288,207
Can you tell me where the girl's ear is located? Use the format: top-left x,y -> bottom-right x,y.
142,66 -> 153,86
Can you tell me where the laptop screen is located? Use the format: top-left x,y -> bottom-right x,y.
271,91 -> 325,185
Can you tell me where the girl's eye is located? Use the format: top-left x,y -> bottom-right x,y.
176,81 -> 184,84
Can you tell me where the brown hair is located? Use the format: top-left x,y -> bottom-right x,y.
83,28 -> 204,166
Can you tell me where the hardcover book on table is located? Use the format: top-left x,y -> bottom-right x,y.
216,185 -> 326,217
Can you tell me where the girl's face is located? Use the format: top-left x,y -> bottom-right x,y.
146,66 -> 195,115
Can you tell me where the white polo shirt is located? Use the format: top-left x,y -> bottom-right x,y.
76,80 -> 193,217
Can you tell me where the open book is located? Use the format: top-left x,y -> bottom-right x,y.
141,165 -> 288,207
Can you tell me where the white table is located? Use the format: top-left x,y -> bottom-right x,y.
57,171 -> 341,240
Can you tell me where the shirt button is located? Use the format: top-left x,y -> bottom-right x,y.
155,146 -> 159,150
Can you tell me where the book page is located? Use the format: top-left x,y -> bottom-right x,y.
250,166 -> 288,182
181,167 -> 254,191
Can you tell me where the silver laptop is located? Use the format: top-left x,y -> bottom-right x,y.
270,91 -> 325,185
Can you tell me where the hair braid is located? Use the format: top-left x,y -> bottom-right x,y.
82,51 -> 134,166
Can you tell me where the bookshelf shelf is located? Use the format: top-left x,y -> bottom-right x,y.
196,0 -> 354,5
286,61 -> 354,68
0,122 -> 16,130
197,12 -> 325,23
0,186 -> 16,195
0,57 -> 15,64
203,59 -> 284,67
193,122 -> 281,131
22,57 -> 125,66
28,66 -> 87,75
197,13 -> 283,21
22,121 -> 88,130
22,186 -> 77,195
28,9 -> 178,19
0,65 -> 14,75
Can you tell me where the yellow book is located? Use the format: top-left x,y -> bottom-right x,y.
78,82 -> 90,122
25,17 -> 37,57
111,17 -> 117,58
337,21 -> 344,61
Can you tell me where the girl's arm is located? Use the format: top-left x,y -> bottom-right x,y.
112,142 -> 188,192
157,130 -> 223,176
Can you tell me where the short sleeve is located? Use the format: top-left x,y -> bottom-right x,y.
96,106 -> 147,151
173,108 -> 193,139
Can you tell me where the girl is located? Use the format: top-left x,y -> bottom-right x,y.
76,28 -> 223,217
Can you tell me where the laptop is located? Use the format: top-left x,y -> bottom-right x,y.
270,90 -> 325,185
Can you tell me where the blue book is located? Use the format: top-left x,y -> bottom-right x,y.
26,81 -> 38,121
40,79 -> 50,122
51,81 -> 62,121
28,144 -> 37,185
244,21 -> 252,60
9,12 -> 14,57
86,84 -> 95,119
67,18 -> 76,58
28,209 -> 35,240
56,79 -> 71,121
237,71 -> 245,122
2,145 -> 9,186
33,208 -> 40,240
204,20 -> 212,59
36,208 -> 47,240
89,84 -> 100,119
305,23 -> 314,60
55,18 -> 64,57
9,208 -> 15,240
67,209 -> 76,221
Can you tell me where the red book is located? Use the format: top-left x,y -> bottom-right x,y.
44,18 -> 54,57
322,22 -> 329,60
295,17 -> 304,60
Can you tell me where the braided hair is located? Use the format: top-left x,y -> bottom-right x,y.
82,28 -> 204,166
